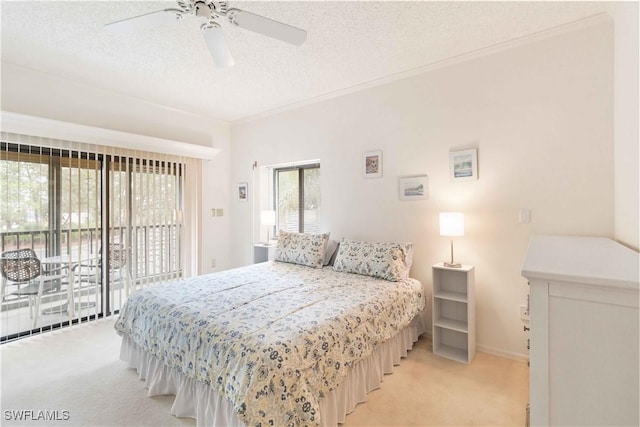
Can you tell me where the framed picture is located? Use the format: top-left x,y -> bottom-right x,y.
237,182 -> 248,202
399,175 -> 428,200
363,150 -> 382,178
449,149 -> 478,181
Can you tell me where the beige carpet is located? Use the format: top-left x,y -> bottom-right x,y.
0,317 -> 528,426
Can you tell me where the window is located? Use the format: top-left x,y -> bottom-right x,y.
0,147 -> 101,261
273,164 -> 320,235
1,140 -> 187,342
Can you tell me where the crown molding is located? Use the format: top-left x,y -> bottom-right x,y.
234,12 -> 612,126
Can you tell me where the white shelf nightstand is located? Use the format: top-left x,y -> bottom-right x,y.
432,263 -> 475,364
253,244 -> 276,263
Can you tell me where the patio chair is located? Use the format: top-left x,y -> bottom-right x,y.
0,249 -> 67,328
72,243 -> 129,310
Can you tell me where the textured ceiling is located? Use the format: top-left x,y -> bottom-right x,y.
1,1 -> 616,123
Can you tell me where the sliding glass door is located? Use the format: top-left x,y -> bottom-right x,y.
0,145 -> 101,339
108,156 -> 183,313
1,141 -> 185,342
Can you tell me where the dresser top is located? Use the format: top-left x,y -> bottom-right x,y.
521,236 -> 639,289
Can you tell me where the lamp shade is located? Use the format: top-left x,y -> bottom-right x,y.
261,210 -> 276,227
439,212 -> 464,237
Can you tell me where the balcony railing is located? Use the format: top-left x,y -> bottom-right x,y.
1,225 -> 182,277
1,225 -> 182,340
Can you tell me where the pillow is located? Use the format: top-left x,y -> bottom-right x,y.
323,240 -> 339,266
333,239 -> 414,281
275,231 -> 330,268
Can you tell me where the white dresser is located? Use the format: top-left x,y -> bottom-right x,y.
522,236 -> 639,426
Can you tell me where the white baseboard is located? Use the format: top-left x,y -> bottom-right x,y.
422,332 -> 530,362
477,344 -> 529,362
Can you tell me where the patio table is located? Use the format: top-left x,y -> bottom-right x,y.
40,255 -> 97,318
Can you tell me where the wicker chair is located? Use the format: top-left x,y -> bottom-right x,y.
0,249 -> 65,328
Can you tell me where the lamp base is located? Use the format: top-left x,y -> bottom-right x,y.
444,261 -> 462,268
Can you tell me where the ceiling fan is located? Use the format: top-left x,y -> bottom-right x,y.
105,0 -> 307,68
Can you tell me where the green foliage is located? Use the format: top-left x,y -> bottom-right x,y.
276,167 -> 320,233
0,160 -> 49,232
1,157 -> 181,234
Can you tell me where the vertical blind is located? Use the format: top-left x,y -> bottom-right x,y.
0,132 -> 201,342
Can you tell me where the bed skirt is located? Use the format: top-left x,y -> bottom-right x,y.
120,316 -> 424,426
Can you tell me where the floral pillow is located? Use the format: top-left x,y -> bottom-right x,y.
333,239 -> 414,281
275,231 -> 330,268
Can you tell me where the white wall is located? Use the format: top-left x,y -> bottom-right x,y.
614,3 -> 639,250
0,63 -> 227,148
201,126 -> 232,275
229,20 -> 615,358
1,62 -> 233,275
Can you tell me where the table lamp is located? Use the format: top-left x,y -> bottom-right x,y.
261,210 -> 276,244
440,212 -> 464,268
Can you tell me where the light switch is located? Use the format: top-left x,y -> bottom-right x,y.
519,208 -> 531,224
216,208 -> 223,216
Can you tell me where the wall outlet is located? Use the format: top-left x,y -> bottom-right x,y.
210,258 -> 216,268
520,304 -> 529,321
519,208 -> 531,224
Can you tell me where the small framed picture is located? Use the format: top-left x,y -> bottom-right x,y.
399,175 -> 428,201
450,149 -> 478,182
237,182 -> 248,202
363,150 -> 382,178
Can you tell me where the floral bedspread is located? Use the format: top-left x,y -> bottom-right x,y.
114,261 -> 425,427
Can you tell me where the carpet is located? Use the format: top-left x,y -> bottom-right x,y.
1,318 -> 194,427
1,316 -> 529,427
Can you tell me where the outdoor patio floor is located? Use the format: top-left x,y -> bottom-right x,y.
1,287 -> 126,339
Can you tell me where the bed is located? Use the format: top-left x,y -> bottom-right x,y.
115,233 -> 425,426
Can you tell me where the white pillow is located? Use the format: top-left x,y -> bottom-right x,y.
333,239 -> 414,281
275,231 -> 330,269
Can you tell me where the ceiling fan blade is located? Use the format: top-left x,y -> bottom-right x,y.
227,9 -> 307,46
203,27 -> 235,68
105,9 -> 181,34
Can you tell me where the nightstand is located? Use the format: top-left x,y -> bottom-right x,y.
432,263 -> 475,363
253,244 -> 276,263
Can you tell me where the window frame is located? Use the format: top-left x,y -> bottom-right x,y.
272,162 -> 320,235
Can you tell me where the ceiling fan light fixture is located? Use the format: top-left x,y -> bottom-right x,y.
194,1 -> 212,19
